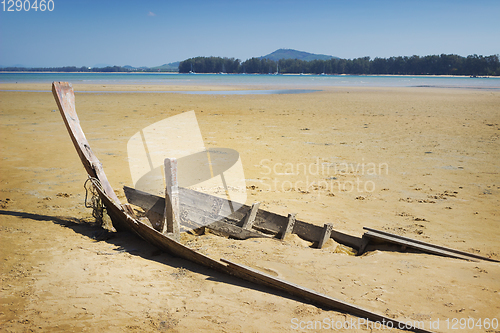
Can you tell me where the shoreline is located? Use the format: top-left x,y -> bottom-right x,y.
2,73 -> 498,92
1,83 -> 499,92
1,71 -> 498,78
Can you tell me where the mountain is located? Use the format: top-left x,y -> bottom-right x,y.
150,61 -> 180,72
260,49 -> 338,61
121,65 -> 149,71
120,62 -> 179,72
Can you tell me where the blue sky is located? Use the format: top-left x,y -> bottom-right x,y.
1,0 -> 499,67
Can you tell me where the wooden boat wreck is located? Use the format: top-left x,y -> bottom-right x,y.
52,81 -> 497,333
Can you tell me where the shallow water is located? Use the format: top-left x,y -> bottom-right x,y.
0,89 -> 321,95
1,72 -> 499,89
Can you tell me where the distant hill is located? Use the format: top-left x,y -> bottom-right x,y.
123,65 -> 145,71
150,62 -> 180,72
260,49 -> 338,61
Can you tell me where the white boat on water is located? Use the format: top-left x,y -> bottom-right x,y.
219,63 -> 227,74
189,63 -> 196,74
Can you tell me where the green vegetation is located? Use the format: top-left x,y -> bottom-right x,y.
2,52 -> 499,76
179,54 -> 500,76
0,66 -> 96,72
0,63 -> 179,73
178,57 -> 240,74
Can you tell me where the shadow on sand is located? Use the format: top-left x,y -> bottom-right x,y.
0,209 -> 315,309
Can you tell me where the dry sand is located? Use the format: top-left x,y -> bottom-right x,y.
1,84 -> 499,332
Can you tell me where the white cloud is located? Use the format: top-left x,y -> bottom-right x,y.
148,11 -> 156,17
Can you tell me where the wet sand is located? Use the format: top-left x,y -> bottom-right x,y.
1,84 -> 499,332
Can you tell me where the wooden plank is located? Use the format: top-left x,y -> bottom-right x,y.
164,158 -> 180,240
292,220 -> 365,250
357,234 -> 371,255
52,82 -> 120,206
220,258 -> 433,333
363,227 -> 499,262
317,223 -> 334,249
364,231 -> 476,262
241,202 -> 260,230
280,213 -> 296,240
207,221 -> 270,240
123,186 -> 159,211
124,186 -> 248,226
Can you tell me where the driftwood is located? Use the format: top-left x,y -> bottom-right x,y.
163,158 -> 180,240
361,227 -> 499,263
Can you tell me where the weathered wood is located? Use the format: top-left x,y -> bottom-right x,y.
241,202 -> 260,230
357,234 -> 371,255
363,227 -> 499,262
364,230 -> 476,261
287,220 -> 365,250
123,187 -> 500,263
121,203 -> 138,219
317,223 -> 334,249
123,186 -> 267,239
124,185 -> 247,227
124,186 -> 366,249
207,221 -> 270,240
164,158 -> 180,240
52,82 -> 120,206
123,186 -> 161,212
280,213 -> 296,240
220,258 -> 433,333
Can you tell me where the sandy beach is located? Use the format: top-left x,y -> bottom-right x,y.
1,84 -> 499,332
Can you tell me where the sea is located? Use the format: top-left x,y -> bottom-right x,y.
1,72 -> 499,92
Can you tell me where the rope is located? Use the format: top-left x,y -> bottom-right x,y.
84,177 -> 105,226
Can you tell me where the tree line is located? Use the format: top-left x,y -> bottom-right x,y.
179,54 -> 499,76
178,56 -> 240,74
3,54 -> 499,75
0,66 -> 158,72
